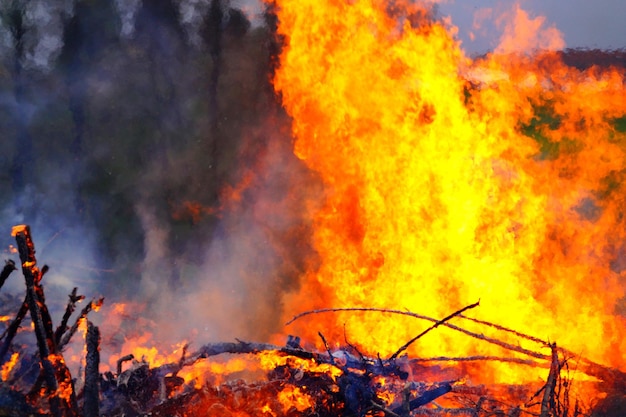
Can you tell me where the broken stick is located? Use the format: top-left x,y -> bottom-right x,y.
83,321 -> 100,417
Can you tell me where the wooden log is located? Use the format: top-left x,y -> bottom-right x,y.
391,383 -> 452,414
12,225 -> 78,417
83,321 -> 100,417
12,225 -> 61,415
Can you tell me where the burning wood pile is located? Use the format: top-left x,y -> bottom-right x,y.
1,225 -> 624,416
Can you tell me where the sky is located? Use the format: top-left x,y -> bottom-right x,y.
239,0 -> 626,54
437,0 -> 626,54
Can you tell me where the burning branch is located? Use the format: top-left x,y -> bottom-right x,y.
287,306 -> 551,360
54,287 -> 85,347
0,295 -> 28,363
389,300 -> 480,360
11,225 -> 79,417
57,296 -> 104,351
0,259 -> 16,291
539,343 -> 559,417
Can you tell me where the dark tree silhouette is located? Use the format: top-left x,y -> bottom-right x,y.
133,0 -> 189,161
2,0 -> 33,215
202,0 -> 225,135
57,0 -> 121,215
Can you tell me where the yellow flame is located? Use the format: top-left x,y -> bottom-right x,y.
277,386 -> 314,412
269,0 -> 626,395
10,225 -> 27,236
1,352 -> 19,381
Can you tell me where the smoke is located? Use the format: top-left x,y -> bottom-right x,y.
0,0 -> 73,71
132,112 -> 323,346
113,0 -> 141,38
0,0 -> 323,357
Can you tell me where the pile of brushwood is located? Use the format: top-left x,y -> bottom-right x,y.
0,225 -> 625,417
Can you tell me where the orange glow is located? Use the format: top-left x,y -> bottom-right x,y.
108,333 -> 182,372
92,298 -> 104,312
258,351 -> 342,381
268,0 -> 626,400
1,352 -> 19,381
178,357 -> 256,388
277,386 -> 314,412
170,200 -> 217,224
10,225 -> 27,237
49,354 -> 74,403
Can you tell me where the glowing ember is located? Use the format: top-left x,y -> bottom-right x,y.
268,0 -> 626,394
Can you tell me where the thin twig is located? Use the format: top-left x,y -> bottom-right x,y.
286,306 -> 550,360
411,355 -> 546,367
458,314 -> 549,346
54,287 -> 85,346
390,301 -> 480,360
0,259 -> 16,290
57,297 -> 104,351
318,332 -> 336,366
343,323 -> 366,362
370,400 -> 402,417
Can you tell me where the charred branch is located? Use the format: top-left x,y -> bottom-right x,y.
391,383 -> 452,414
0,259 -> 16,291
540,343 -> 559,417
54,287 -> 85,347
0,295 -> 28,363
116,354 -> 135,376
13,226 -> 60,404
12,225 -> 77,417
390,301 -> 480,360
83,321 -> 100,417
57,296 -> 104,351
287,307 -> 551,360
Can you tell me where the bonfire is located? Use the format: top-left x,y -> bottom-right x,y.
2,0 -> 626,416
0,226 -> 624,416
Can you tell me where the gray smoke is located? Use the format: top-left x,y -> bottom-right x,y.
0,0 -> 320,359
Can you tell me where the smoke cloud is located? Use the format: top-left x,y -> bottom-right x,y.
0,0 -> 322,361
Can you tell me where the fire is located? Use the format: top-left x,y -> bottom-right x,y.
49,353 -> 74,403
10,224 -> 27,237
1,352 -> 19,381
178,357 -> 254,388
277,386 -> 314,412
268,0 -> 626,391
258,351 -> 343,381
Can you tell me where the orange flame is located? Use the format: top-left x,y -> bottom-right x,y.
1,352 -> 19,381
277,386 -> 314,412
10,224 -> 27,237
268,0 -> 626,394
49,353 -> 74,403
